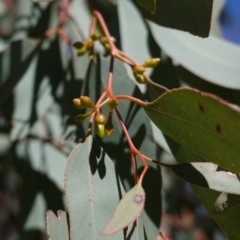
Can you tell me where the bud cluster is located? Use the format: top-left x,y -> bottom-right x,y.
73,96 -> 119,138
132,58 -> 160,84
73,33 -> 116,57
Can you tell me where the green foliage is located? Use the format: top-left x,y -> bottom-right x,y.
101,182 -> 145,236
137,0 -> 213,37
65,135 -> 126,239
144,88 -> 240,172
1,0 -> 240,240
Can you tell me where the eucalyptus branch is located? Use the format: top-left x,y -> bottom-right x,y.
114,95 -> 146,106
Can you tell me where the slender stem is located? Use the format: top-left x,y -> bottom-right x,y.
87,91 -> 107,133
117,50 -> 138,66
89,15 -> 97,37
93,11 -> 117,55
131,154 -> 138,184
106,55 -> 115,97
45,28 -> 69,43
96,97 -> 109,109
144,73 -> 168,91
136,152 -> 148,185
142,154 -> 171,168
115,53 -> 133,65
114,95 -> 146,107
115,108 -> 139,155
159,232 -> 171,240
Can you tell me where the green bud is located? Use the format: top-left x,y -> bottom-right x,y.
143,58 -> 161,68
77,46 -> 87,56
104,43 -> 111,51
74,111 -> 92,122
73,98 -> 82,109
90,32 -> 99,41
133,72 -> 146,84
73,41 -> 84,49
95,124 -> 105,138
133,65 -> 145,74
105,112 -> 114,136
84,39 -> 94,49
108,98 -> 118,111
95,113 -> 106,124
80,96 -> 95,109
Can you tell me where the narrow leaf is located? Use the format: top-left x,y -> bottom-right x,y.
149,21 -> 240,89
167,162 -> 240,195
139,0 -> 213,37
137,0 -> 156,14
144,88 -> 240,172
101,183 -> 145,236
46,210 -> 69,240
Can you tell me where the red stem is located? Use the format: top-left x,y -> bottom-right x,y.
115,108 -> 138,154
93,11 -> 117,55
89,15 -> 97,37
131,154 -> 138,183
114,95 -> 146,106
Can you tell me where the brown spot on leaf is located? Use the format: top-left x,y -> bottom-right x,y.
134,194 -> 144,204
216,124 -> 221,133
198,103 -> 204,113
221,201 -> 228,212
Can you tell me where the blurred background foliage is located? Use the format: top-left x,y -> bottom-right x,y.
0,0 -> 240,239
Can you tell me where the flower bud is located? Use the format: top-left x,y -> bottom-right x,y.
133,65 -> 145,74
73,41 -> 84,49
105,112 -> 114,136
95,113 -> 106,124
80,96 -> 95,109
143,58 -> 161,68
77,46 -> 87,56
90,32 -> 99,41
104,43 -> 111,51
133,72 -> 146,84
95,124 -> 105,138
108,98 -> 118,111
73,98 -> 82,109
84,39 -> 94,49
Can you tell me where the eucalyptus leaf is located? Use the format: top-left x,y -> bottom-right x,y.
101,183 -> 145,236
65,135 -> 125,239
166,162 -> 240,195
46,210 -> 69,240
149,21 -> 240,89
164,132 -> 240,239
192,185 -> 240,240
0,39 -> 40,106
137,0 -> 213,37
144,88 -> 240,172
